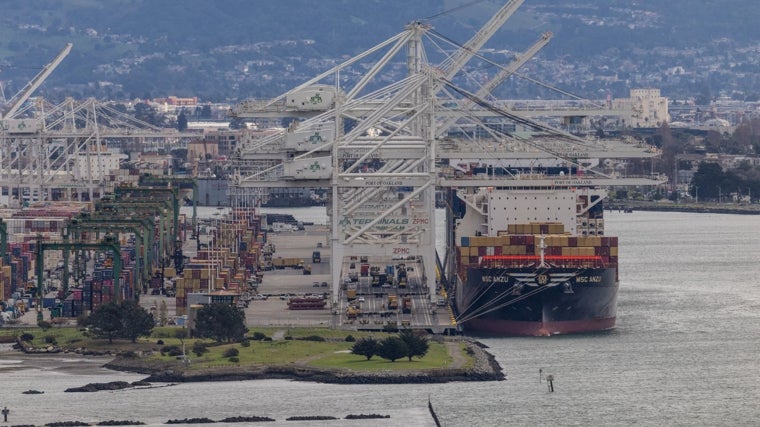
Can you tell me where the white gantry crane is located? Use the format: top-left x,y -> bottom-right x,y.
1,44 -> 195,206
227,0 -> 665,309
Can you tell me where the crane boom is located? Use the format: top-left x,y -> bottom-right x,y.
440,0 -> 525,80
437,31 -> 553,137
2,43 -> 72,119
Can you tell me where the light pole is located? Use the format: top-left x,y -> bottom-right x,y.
211,212 -> 220,292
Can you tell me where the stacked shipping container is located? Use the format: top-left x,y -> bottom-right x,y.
457,222 -> 618,281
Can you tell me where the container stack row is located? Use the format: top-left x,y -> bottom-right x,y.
457,222 -> 619,279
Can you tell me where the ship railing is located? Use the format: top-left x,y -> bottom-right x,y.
480,255 -> 606,269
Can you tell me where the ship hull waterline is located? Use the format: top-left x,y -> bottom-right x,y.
456,266 -> 618,337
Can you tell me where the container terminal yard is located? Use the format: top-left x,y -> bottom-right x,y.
158,211 -> 456,334
1,196 -> 456,334
1,0 -> 662,334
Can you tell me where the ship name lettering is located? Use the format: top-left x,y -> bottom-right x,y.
482,275 -> 509,283
577,275 -> 602,283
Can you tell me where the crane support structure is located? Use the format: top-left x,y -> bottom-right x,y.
67,217 -> 155,291
112,186 -> 181,252
35,234 -> 122,322
95,199 -> 176,264
137,174 -> 198,235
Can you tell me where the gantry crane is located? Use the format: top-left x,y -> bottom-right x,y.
35,234 -> 122,322
66,216 -> 155,294
226,0 -> 665,310
137,174 -> 198,237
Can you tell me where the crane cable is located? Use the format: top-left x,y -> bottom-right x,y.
426,29 -> 606,108
423,0 -> 489,21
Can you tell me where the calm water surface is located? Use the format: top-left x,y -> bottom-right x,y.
2,210 -> 759,426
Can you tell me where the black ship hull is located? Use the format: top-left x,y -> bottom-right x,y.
456,266 -> 618,336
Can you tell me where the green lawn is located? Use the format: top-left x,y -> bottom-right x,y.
3,327 -> 85,348
150,337 -> 454,372
5,326 -> 472,373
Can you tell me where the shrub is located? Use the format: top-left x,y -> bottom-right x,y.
76,314 -> 89,327
192,341 -> 208,357
240,339 -> 250,347
345,334 -> 356,342
284,336 -> 293,340
156,339 -> 164,345
160,345 -> 182,357
38,320 -> 52,331
19,333 -> 34,342
228,356 -> 239,363
223,348 -> 239,358
251,331 -> 267,341
44,336 -> 57,345
263,337 -> 272,341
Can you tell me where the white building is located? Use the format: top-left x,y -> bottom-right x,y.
613,88 -> 670,128
75,152 -> 127,181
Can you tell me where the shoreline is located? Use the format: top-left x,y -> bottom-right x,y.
9,337 -> 505,385
103,337 -> 505,385
606,201 -> 760,215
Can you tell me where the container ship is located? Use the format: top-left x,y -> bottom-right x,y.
452,186 -> 618,336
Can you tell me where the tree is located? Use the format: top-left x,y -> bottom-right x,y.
351,337 -> 379,360
193,303 -> 247,342
201,105 -> 212,119
376,336 -> 408,362
119,300 -> 155,343
88,302 -> 123,344
690,162 -> 725,201
398,329 -> 429,361
88,301 -> 154,344
177,111 -> 188,131
229,117 -> 247,130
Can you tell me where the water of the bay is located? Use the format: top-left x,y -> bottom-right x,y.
2,209 -> 759,426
